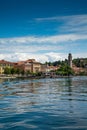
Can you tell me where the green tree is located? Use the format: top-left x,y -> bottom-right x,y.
21,70 -> 25,75
4,67 -> 11,74
56,65 -> 74,76
25,70 -> 31,76
15,68 -> 21,75
10,68 -> 15,74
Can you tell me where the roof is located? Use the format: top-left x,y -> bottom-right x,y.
26,59 -> 36,62
0,59 -> 42,66
16,59 -> 41,65
0,60 -> 13,65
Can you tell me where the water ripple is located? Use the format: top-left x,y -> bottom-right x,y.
0,76 -> 87,129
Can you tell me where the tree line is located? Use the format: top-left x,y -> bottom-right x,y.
45,58 -> 87,68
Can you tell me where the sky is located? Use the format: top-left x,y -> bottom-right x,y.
0,0 -> 87,63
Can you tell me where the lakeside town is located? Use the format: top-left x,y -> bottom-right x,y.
0,53 -> 87,78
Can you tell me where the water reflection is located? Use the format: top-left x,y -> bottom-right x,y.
65,78 -> 73,96
0,77 -> 87,129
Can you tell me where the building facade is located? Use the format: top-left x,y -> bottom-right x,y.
15,59 -> 42,73
0,60 -> 13,74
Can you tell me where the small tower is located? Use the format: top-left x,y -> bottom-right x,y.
68,53 -> 72,68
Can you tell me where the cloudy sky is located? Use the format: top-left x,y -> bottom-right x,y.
0,0 -> 87,63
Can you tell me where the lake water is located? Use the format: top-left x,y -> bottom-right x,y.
0,76 -> 87,130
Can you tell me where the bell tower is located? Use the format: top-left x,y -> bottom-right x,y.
68,53 -> 72,68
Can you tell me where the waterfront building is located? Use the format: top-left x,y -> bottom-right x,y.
15,59 -> 42,73
0,60 -> 13,74
24,59 -> 42,73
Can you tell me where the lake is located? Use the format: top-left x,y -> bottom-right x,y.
0,76 -> 87,130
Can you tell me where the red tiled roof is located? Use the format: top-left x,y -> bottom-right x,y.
26,59 -> 35,62
0,60 -> 13,65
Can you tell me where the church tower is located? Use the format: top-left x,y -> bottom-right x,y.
68,53 -> 72,68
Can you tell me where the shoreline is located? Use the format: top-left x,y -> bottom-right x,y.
0,75 -> 87,79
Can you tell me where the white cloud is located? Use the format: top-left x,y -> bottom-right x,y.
0,42 -> 64,54
35,14 -> 87,34
1,52 -> 87,63
0,33 -> 87,62
0,33 -> 87,61
0,34 -> 87,45
73,53 -> 87,59
0,52 -> 65,63
60,15 -> 87,34
35,14 -> 87,22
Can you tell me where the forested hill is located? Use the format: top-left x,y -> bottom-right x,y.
45,58 -> 87,68
73,58 -> 87,68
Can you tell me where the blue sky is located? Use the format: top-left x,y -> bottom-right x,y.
0,0 -> 87,62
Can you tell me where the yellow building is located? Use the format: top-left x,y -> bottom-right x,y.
15,59 -> 42,73
0,60 -> 13,74
32,62 -> 41,73
24,59 -> 42,73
